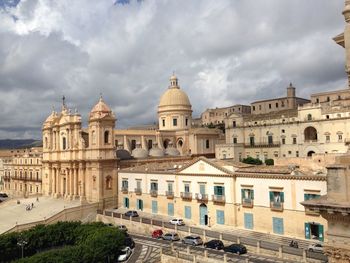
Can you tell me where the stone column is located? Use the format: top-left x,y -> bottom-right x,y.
73,167 -> 78,198
70,168 -> 74,199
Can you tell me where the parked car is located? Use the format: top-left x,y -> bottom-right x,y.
0,193 -> 8,198
223,244 -> 247,255
182,235 -> 203,246
152,229 -> 164,239
117,246 -> 132,262
118,225 -> 128,232
204,239 -> 224,250
308,243 -> 324,253
124,210 -> 139,217
124,236 -> 135,249
169,218 -> 185,226
162,232 -> 180,242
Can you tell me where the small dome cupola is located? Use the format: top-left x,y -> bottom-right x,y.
89,95 -> 116,121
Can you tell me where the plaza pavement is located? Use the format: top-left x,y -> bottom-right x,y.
0,196 -> 81,234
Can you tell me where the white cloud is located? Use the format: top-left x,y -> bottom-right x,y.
0,0 -> 347,138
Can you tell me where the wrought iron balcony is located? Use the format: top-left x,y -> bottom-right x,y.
166,191 -> 174,199
134,188 -> 142,195
212,195 -> 226,204
242,198 -> 254,208
195,193 -> 208,202
150,189 -> 158,197
121,186 -> 128,194
270,201 -> 283,211
180,192 -> 192,200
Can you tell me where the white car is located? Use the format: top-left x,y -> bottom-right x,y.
117,246 -> 132,262
169,218 -> 185,226
308,243 -> 324,253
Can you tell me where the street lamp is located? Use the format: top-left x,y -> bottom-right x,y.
17,239 -> 27,258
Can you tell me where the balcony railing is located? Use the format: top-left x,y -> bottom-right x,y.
212,195 -> 226,204
166,191 -> 174,199
3,176 -> 11,181
121,186 -> 128,194
195,193 -> 208,202
150,189 -> 158,197
134,188 -> 142,195
242,198 -> 254,208
11,176 -> 42,182
244,142 -> 280,148
180,192 -> 192,200
270,202 -> 283,211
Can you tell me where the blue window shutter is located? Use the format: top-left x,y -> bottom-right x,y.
152,201 -> 158,214
269,191 -> 274,202
216,210 -> 225,225
185,206 -> 191,219
251,190 -> 254,200
304,194 -> 309,201
214,186 -> 218,195
241,189 -> 244,200
168,203 -> 174,216
222,186 -> 225,196
305,222 -> 311,239
318,225 -> 324,242
280,192 -> 284,203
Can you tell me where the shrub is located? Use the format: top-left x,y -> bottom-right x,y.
265,159 -> 274,166
242,156 -> 263,165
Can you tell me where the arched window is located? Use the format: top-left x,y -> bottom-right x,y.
304,127 -> 318,142
307,114 -> 312,121
106,176 -> 112,190
104,130 -> 109,144
62,137 -> 67,150
44,137 -> 48,149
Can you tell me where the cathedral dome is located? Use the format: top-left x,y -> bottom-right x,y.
131,145 -> 149,159
89,97 -> 115,120
149,145 -> 165,157
158,74 -> 192,110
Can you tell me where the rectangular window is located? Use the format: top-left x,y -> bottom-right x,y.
269,104 -> 272,109
273,217 -> 284,235
244,213 -> 254,229
214,185 -> 225,196
123,197 -> 129,208
162,119 -> 165,127
296,151 -> 299,157
152,200 -> 158,214
326,135 -> 330,142
122,180 -> 128,189
241,189 -> 254,207
269,191 -> 284,211
259,105 -> 262,110
205,140 -> 210,149
275,103 -> 278,108
136,199 -> 143,211
168,203 -> 174,216
338,134 -> 343,141
184,183 -> 190,193
216,210 -> 225,225
252,106 -> 255,111
293,137 -> 297,144
150,182 -> 158,191
185,206 -> 191,219
282,138 -> 286,145
136,180 -> 141,189
249,137 -> 255,146
233,137 -> 237,144
167,182 -> 173,192
185,118 -> 188,126
232,121 -> 236,127
173,118 -> 177,126
199,184 -> 206,195
268,135 -> 273,145
304,193 -> 321,201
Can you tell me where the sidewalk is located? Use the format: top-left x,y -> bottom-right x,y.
0,196 -> 81,234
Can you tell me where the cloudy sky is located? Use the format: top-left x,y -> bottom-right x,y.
0,0 -> 347,139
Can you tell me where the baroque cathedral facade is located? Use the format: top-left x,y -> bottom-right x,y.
41,75 -> 223,205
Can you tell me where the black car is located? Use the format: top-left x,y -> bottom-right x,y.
124,236 -> 135,249
204,239 -> 224,250
0,193 -> 8,198
223,244 -> 247,255
124,210 -> 139,217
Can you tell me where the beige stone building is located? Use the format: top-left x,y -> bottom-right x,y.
41,75 -> 223,205
118,157 -> 327,241
201,105 -> 251,126
2,148 -> 42,197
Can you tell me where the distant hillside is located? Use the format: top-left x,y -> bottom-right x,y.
0,139 -> 42,149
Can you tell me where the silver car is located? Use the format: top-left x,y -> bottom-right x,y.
308,243 -> 324,253
182,235 -> 203,246
163,232 -> 180,241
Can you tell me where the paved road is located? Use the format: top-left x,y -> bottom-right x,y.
102,210 -> 327,262
129,233 -> 298,263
